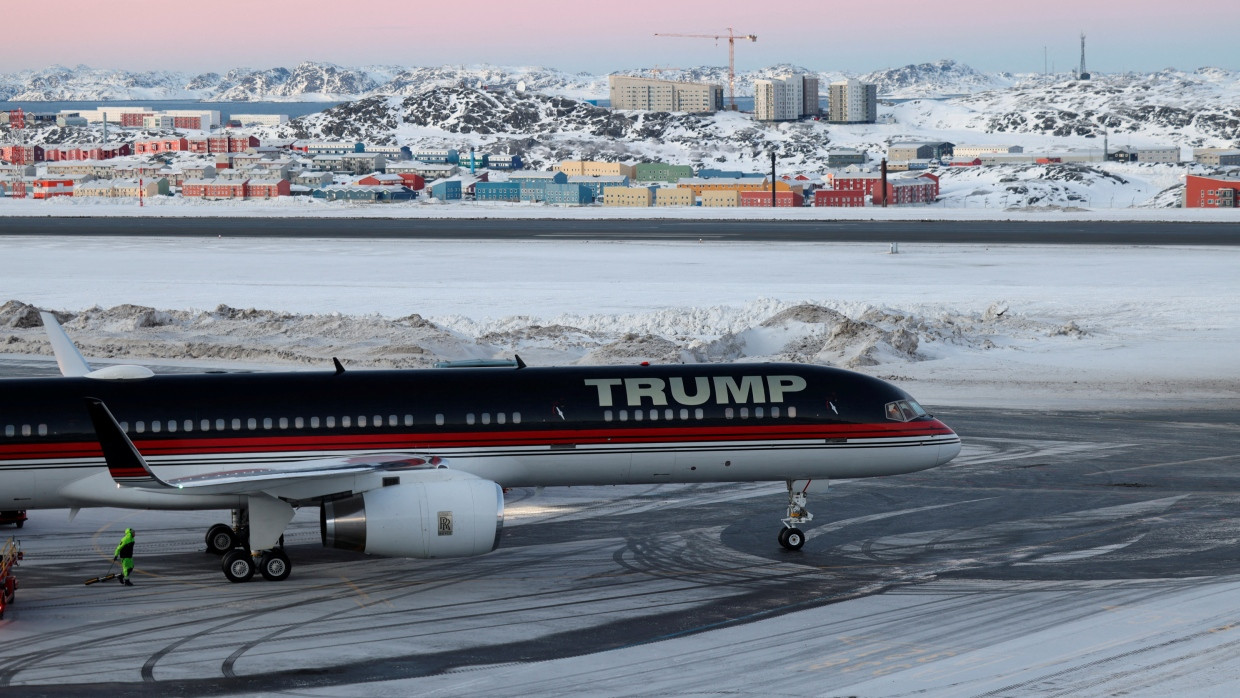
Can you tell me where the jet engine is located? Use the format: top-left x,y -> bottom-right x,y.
320,471 -> 503,558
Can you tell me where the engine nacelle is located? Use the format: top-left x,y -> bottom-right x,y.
320,471 -> 503,558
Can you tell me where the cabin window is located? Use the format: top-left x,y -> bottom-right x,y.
262,418 -> 272,429
497,413 -> 506,425
665,409 -> 674,420
481,413 -> 491,425
4,426 -> 12,437
135,421 -> 145,434
151,421 -> 161,433
788,407 -> 797,418
295,417 -> 304,429
183,420 -> 193,432
357,416 -> 367,428
633,410 -> 643,421
619,410 -> 628,422
167,420 -> 177,433
215,419 -> 225,431
739,408 -> 749,419
604,410 -> 613,422
231,419 -> 241,430
373,415 -> 382,427
342,416 -> 352,428
771,407 -> 780,419
679,409 -> 688,420
755,407 -> 764,419
120,422 -> 129,432
435,414 -> 444,426
279,418 -> 289,429
695,408 -> 704,420
38,424 -> 48,436
21,425 -> 31,437
326,416 -> 336,428
404,415 -> 413,427
724,408 -> 734,420
310,417 -> 319,428
466,413 -> 476,425
388,415 -> 397,427
247,418 -> 257,430
513,412 -> 521,424
648,409 -> 658,421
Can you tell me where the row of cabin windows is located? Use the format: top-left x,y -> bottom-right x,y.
3,406 -> 793,439
603,406 -> 796,422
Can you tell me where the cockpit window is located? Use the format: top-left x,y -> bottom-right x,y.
884,399 -> 928,422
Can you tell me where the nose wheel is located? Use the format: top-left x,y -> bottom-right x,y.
778,480 -> 816,551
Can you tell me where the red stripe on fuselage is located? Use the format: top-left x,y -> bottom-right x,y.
0,420 -> 955,462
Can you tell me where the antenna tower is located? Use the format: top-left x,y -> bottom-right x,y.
1078,33 -> 1091,80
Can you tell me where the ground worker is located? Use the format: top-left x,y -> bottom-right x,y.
113,528 -> 135,586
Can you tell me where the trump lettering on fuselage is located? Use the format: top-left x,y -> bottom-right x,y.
584,375 -> 808,407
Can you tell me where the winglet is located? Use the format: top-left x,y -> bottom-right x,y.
84,398 -> 172,489
40,312 -> 91,377
333,357 -> 346,374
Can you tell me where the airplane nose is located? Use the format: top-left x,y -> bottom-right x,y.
937,426 -> 962,466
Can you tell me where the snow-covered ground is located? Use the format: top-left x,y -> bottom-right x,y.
2,235 -> 1238,695
2,236 -> 1236,410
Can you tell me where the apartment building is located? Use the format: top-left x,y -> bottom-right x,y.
608,76 -> 723,113
827,79 -> 877,124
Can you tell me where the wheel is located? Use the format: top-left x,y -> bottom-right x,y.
784,528 -> 806,551
778,527 -> 791,548
258,549 -> 291,582
14,520 -> 22,529
205,523 -> 238,555
222,549 -> 254,583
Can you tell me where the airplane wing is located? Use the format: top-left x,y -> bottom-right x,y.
85,398 -> 445,496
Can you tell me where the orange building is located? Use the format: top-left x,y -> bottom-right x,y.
1185,174 -> 1238,208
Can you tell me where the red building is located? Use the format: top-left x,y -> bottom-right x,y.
396,172 -> 426,190
880,178 -> 938,205
135,137 -> 189,154
0,144 -> 44,164
832,174 -> 884,198
739,191 -> 804,207
42,143 -> 132,161
182,179 -> 249,199
814,189 -> 865,207
246,179 -> 291,198
1185,174 -> 1239,208
120,112 -> 151,127
947,157 -> 982,167
6,109 -> 25,129
184,134 -> 258,155
32,178 -> 75,199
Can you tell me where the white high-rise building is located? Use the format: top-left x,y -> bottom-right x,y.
753,75 -> 804,122
828,79 -> 877,124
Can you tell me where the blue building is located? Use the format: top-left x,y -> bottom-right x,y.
312,185 -> 416,202
474,181 -> 521,202
698,168 -> 765,179
511,171 -> 567,202
414,148 -> 460,164
430,179 -> 462,200
484,153 -> 523,170
567,175 -> 628,201
542,183 -> 592,205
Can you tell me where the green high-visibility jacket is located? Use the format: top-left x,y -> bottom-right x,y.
114,529 -> 135,559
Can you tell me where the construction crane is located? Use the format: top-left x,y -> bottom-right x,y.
654,27 -> 757,110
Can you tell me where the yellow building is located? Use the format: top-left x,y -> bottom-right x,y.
604,186 -> 652,207
675,177 -> 800,198
558,160 -> 637,179
701,190 -> 741,207
655,187 -> 694,206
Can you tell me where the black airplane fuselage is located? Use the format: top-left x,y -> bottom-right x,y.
0,363 -> 960,510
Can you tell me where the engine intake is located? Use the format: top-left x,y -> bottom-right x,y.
320,471 -> 503,558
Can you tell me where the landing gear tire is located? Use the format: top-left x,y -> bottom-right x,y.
205,523 -> 238,555
222,549 -> 254,583
780,527 -> 806,551
258,549 -> 291,582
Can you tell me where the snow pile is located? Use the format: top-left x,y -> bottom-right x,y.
0,296 -> 1089,373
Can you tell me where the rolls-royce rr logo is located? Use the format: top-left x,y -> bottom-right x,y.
438,511 -> 453,536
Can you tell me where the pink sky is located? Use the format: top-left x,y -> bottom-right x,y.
5,0 -> 1236,75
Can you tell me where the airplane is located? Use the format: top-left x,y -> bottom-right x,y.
0,313 -> 961,583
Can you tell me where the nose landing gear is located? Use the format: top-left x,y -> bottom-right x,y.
778,480 -> 817,551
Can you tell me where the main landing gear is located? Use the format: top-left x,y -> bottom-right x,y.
205,506 -> 293,583
778,480 -> 816,551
